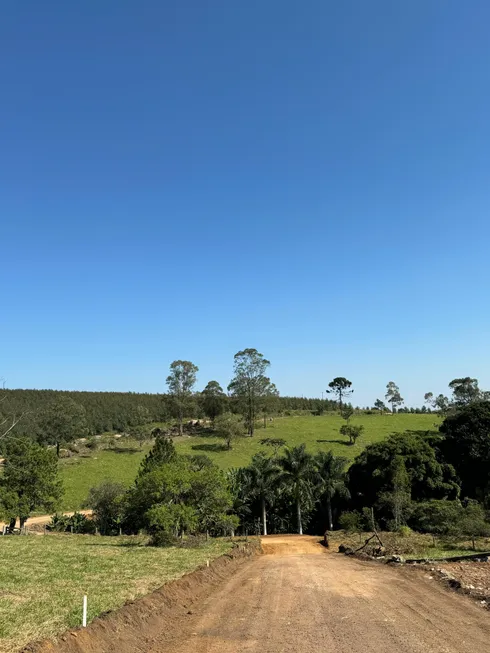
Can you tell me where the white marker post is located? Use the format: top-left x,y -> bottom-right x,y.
82,595 -> 87,627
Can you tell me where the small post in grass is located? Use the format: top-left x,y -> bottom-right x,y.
82,595 -> 87,627
206,559 -> 209,568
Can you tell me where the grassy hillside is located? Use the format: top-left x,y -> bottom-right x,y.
0,534 -> 232,652
59,413 -> 438,510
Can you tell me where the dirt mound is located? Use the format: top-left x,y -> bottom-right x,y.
22,542 -> 258,653
260,535 -> 325,556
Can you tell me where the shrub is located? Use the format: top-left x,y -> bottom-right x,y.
338,511 -> 362,533
397,525 -> 412,538
84,481 -> 127,535
86,437 -> 98,450
149,530 -> 179,547
48,512 -> 96,534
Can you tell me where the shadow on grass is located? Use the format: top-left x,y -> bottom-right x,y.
191,443 -> 228,453
110,446 -> 141,454
83,539 -> 146,548
316,439 -> 352,447
186,427 -> 218,438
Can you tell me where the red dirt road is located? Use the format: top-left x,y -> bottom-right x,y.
147,535 -> 490,653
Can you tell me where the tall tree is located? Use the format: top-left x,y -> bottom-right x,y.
314,451 -> 349,530
424,392 -> 450,415
385,381 -> 404,414
326,377 -> 353,411
448,377 -> 481,406
166,360 -> 198,435
0,438 -> 63,529
38,397 -> 88,456
374,399 -> 387,412
279,445 -> 316,535
439,401 -> 490,501
201,381 -> 227,422
245,453 -> 280,536
228,349 -> 277,436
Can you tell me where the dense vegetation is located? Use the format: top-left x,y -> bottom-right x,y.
2,352 -> 490,548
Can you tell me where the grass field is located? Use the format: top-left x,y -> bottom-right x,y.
0,534 -> 232,652
60,413 -> 438,510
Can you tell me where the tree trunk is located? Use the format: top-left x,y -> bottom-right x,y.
56,441 -> 60,457
20,516 -> 27,529
263,414 -> 266,429
261,498 -> 267,536
9,518 -> 16,532
327,497 -> 333,531
297,499 -> 303,535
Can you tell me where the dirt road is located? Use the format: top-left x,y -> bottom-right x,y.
147,535 -> 490,653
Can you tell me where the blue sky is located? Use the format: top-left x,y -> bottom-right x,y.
2,1 -> 490,406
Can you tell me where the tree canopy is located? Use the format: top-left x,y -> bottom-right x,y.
228,349 -> 278,436
439,401 -> 490,501
0,438 -> 63,528
166,360 -> 198,435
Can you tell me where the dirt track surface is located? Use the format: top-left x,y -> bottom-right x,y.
147,535 -> 490,653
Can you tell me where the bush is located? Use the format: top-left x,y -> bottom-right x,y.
49,512 -> 96,534
338,511 -> 362,533
86,437 -> 98,450
149,530 -> 179,547
84,481 -> 127,535
397,525 -> 412,538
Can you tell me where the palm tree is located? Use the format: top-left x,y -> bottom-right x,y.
245,453 -> 280,536
315,451 -> 350,531
279,445 -> 316,535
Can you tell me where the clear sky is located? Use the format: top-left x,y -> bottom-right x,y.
2,1 -> 490,407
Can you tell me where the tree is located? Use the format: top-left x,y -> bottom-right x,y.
377,456 -> 412,530
459,501 -> 490,550
425,392 -> 450,415
339,423 -> 364,445
201,381 -> 227,422
374,399 -> 387,412
439,402 -> 490,501
166,360 -> 198,436
85,481 -> 127,535
326,377 -> 353,411
260,438 -> 286,459
315,451 -> 349,530
385,382 -> 403,414
244,453 -> 281,536
448,377 -> 481,406
126,456 -> 233,541
411,500 -> 463,540
0,380 -> 26,440
340,404 -> 354,422
38,397 -> 88,456
126,405 -> 152,448
348,432 -> 460,522
228,349 -> 277,436
0,438 -> 63,529
261,391 -> 280,428
214,413 -> 245,450
279,445 -> 316,535
138,433 -> 177,477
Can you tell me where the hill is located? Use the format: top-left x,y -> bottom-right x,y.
59,413 -> 438,510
